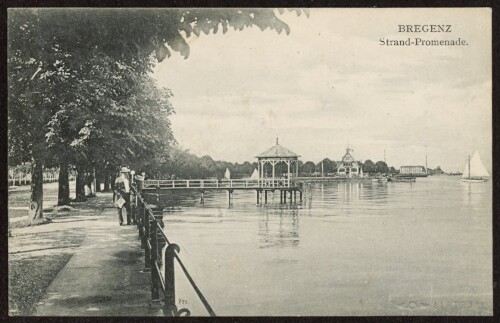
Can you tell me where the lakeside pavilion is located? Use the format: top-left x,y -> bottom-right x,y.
337,147 -> 361,178
256,139 -> 300,188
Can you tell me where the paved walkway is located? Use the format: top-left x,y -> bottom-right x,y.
33,203 -> 164,316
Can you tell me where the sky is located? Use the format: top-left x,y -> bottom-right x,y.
153,8 -> 492,173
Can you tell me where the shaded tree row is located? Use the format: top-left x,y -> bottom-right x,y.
142,154 -> 400,180
8,8 -> 306,219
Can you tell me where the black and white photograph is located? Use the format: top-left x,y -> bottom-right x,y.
6,7 -> 493,317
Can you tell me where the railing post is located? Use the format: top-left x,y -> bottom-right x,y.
164,244 -> 180,316
144,210 -> 151,270
139,201 -> 146,247
134,192 -> 138,225
151,221 -> 159,300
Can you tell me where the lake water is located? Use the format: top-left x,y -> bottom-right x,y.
153,176 -> 492,316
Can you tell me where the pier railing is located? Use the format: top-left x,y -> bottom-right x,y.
131,185 -> 216,317
141,178 -> 295,190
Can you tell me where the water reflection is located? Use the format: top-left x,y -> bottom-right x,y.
306,181 -> 390,217
154,176 -> 490,230
258,207 -> 299,249
154,176 -> 491,315
461,180 -> 491,210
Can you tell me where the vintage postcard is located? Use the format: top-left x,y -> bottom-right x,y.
7,8 -> 492,317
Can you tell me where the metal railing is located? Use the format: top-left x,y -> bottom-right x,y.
131,185 -> 216,317
141,178 -> 296,189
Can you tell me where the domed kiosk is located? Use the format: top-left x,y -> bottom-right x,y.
256,138 -> 300,188
255,138 -> 302,203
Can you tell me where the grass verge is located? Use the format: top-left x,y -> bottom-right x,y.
9,253 -> 73,316
9,217 -> 52,230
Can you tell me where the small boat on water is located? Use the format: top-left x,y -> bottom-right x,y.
372,176 -> 389,183
392,176 -> 416,183
461,151 -> 489,183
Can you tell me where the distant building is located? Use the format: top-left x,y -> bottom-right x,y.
337,148 -> 361,178
400,165 -> 426,175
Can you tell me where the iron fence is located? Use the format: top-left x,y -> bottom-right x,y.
131,185 -> 216,317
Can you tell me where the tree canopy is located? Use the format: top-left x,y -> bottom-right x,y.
301,161 -> 316,173
375,161 -> 389,174
316,158 -> 337,174
8,8 -> 306,218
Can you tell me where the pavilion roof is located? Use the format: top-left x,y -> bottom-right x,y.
256,143 -> 300,158
342,151 -> 355,163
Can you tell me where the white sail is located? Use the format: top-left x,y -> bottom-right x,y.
462,151 -> 489,178
224,168 -> 231,179
249,168 -> 259,179
462,162 -> 470,178
470,151 -> 490,177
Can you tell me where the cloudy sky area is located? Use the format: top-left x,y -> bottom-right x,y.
154,9 -> 491,173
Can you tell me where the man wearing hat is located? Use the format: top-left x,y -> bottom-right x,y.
115,166 -> 132,225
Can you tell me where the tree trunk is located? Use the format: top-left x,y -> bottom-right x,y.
75,167 -> 86,201
58,161 -> 70,206
103,171 -> 111,191
95,167 -> 102,192
30,157 -> 44,220
86,168 -> 96,197
110,173 -> 115,191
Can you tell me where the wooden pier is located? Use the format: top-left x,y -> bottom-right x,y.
140,178 -> 299,190
138,178 -> 303,205
137,139 -> 306,205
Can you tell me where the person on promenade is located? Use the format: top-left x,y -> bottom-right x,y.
135,171 -> 146,190
114,167 -> 131,225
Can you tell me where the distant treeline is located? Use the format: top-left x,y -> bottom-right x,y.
139,149 -> 400,179
144,148 -> 256,179
10,150 -> 445,182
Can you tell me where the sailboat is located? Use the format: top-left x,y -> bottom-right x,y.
461,151 -> 489,182
249,168 -> 259,180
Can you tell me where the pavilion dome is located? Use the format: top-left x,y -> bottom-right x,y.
256,141 -> 300,158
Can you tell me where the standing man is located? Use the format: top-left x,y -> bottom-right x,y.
115,167 -> 131,225
135,170 -> 146,190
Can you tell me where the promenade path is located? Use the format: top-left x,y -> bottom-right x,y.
10,192 -> 164,316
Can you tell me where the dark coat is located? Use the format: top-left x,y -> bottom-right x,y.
114,177 -> 129,197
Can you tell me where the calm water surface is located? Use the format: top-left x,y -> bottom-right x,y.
154,176 -> 492,316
